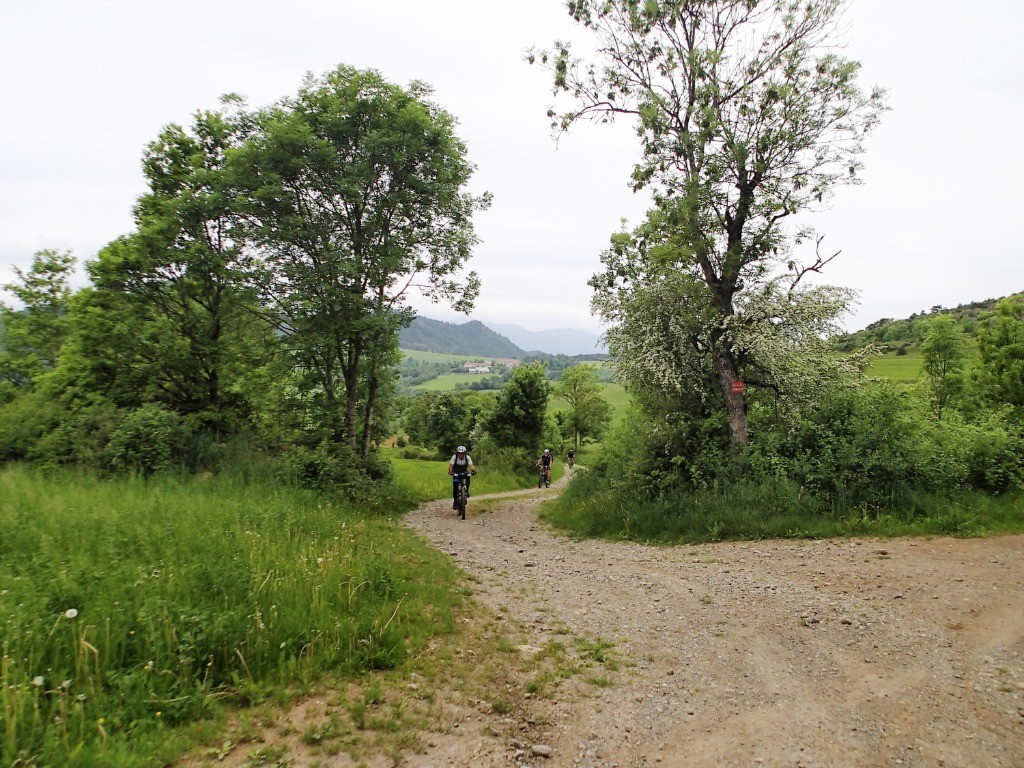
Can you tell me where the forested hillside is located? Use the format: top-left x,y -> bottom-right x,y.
835,293 -> 1022,352
399,316 -> 525,356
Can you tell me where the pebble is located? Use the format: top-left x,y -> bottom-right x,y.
532,744 -> 554,758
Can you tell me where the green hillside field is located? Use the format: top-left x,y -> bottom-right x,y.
411,372 -> 502,391
867,352 -> 923,383
401,348 -> 495,364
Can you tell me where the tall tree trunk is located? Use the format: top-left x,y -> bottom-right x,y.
710,336 -> 748,448
361,358 -> 379,462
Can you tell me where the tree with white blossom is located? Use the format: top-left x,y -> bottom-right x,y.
533,0 -> 886,446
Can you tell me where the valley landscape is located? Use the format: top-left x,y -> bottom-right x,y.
2,1 -> 1022,765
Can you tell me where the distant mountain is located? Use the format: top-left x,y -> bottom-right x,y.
484,322 -> 607,356
400,317 -> 525,357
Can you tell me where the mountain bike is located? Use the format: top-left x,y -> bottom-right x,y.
452,470 -> 471,520
537,465 -> 551,488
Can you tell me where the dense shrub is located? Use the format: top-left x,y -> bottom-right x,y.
106,404 -> 190,476
548,378 -> 1023,542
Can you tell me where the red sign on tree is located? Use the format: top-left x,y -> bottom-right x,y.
730,380 -> 746,394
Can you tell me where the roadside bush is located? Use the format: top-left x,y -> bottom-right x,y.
474,444 -> 537,476
29,397 -> 123,469
0,388 -> 62,461
107,404 -> 190,476
399,444 -> 441,461
786,382 -> 917,504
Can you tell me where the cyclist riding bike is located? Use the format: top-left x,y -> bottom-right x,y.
566,448 -> 575,468
448,445 -> 476,511
537,448 -> 553,487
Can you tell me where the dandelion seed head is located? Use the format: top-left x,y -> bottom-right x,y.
32,675 -> 44,687
64,608 -> 79,619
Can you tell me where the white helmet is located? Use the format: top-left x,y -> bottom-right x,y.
457,445 -> 466,452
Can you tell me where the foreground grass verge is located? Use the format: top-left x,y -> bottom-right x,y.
0,465 -> 463,766
541,470 -> 1024,544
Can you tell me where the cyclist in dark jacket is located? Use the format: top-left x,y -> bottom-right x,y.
448,445 -> 476,510
537,448 -> 553,485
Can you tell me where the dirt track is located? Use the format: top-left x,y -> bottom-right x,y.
401,475 -> 1024,768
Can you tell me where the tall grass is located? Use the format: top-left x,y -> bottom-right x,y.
542,469 -> 1024,543
0,466 -> 462,765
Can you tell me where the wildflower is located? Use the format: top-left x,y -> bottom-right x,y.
144,660 -> 154,672
97,717 -> 105,725
155,711 -> 162,718
32,675 -> 44,687
64,608 -> 79,619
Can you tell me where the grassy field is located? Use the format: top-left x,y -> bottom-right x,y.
0,466 -> 464,766
411,372 -> 501,392
868,351 -> 923,383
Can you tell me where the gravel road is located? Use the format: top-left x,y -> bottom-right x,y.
402,475 -> 1024,768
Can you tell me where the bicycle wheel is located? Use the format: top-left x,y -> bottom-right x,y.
458,482 -> 467,520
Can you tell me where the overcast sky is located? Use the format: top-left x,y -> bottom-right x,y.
2,0 -> 1022,334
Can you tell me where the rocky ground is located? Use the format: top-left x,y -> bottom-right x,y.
398,478 -> 1024,768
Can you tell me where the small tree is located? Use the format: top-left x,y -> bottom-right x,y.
976,298 -> 1024,411
485,363 -> 550,449
0,249 -> 76,390
553,363 -> 612,447
920,314 -> 967,417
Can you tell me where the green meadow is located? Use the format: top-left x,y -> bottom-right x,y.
411,372 -> 500,391
867,351 -> 923,383
0,466 -> 463,766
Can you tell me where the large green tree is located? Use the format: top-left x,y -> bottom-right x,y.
231,66 -> 488,460
534,0 -> 886,446
73,105 -> 266,430
485,363 -> 550,449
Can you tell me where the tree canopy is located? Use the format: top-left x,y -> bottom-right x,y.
534,0 -> 886,446
0,66 -> 488,482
